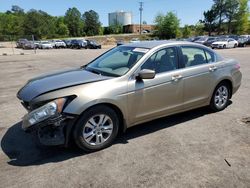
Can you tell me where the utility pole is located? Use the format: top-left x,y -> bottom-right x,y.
139,2 -> 143,35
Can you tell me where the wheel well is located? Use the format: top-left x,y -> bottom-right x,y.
65,103 -> 126,146
101,103 -> 125,132
217,79 -> 233,99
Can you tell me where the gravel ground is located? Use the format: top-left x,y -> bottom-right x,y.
0,47 -> 249,188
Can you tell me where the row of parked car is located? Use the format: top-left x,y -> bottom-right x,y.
16,39 -> 102,50
186,35 -> 250,49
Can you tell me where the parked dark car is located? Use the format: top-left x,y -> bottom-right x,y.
241,35 -> 250,45
194,37 -> 209,45
23,41 -> 36,49
193,36 -> 218,47
63,39 -> 72,48
228,35 -> 239,41
187,36 -> 203,42
237,37 -> 248,47
16,38 -> 28,48
70,39 -> 87,49
203,37 -> 219,47
86,40 -> 101,49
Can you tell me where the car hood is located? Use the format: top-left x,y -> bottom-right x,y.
17,68 -> 111,102
212,41 -> 227,45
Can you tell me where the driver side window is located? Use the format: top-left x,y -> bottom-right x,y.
141,47 -> 178,74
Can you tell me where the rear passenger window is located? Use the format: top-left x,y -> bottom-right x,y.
181,47 -> 207,67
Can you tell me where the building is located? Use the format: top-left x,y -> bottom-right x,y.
123,24 -> 155,33
108,11 -> 132,26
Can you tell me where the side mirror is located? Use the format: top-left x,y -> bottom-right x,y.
136,69 -> 155,80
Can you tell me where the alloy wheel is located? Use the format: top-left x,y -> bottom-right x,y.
83,114 -> 113,146
214,85 -> 229,109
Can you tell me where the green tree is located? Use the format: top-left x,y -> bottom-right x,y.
225,0 -> 239,33
202,8 -> 217,35
182,25 -> 192,38
194,23 -> 205,36
23,10 -> 56,39
55,17 -> 69,36
154,12 -> 180,39
0,12 -> 24,39
213,0 -> 227,34
0,5 -> 25,40
11,5 -> 24,14
235,0 -> 249,34
82,10 -> 101,36
64,7 -> 83,37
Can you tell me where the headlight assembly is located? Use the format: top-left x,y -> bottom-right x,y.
22,98 -> 66,130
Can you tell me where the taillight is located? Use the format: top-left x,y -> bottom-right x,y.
234,64 -> 240,70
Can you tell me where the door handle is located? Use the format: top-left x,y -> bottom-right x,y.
209,66 -> 217,72
172,75 -> 183,82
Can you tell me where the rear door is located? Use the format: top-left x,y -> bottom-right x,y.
179,46 -> 217,108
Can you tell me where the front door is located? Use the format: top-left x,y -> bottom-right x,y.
127,47 -> 184,125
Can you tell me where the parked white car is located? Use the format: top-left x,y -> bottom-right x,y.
211,38 -> 238,49
50,40 -> 66,48
39,41 -> 53,49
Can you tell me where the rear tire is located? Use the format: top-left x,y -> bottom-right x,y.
73,105 -> 119,152
210,82 -> 230,112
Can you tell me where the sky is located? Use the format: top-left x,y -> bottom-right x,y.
0,0 -> 216,26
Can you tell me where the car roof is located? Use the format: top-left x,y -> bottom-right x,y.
123,40 -> 199,49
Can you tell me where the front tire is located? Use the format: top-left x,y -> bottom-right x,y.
73,105 -> 119,152
210,82 -> 230,112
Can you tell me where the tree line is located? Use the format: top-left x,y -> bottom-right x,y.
0,6 -> 102,40
153,0 -> 249,39
0,1 -> 249,41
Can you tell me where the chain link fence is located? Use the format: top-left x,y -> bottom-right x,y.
0,35 -> 37,56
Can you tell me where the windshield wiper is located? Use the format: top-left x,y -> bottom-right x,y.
90,69 -> 102,75
85,67 -> 102,75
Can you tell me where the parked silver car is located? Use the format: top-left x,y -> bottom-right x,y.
17,41 -> 242,152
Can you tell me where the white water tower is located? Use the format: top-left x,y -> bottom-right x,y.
108,11 -> 132,26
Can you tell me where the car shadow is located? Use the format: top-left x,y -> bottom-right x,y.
1,103 -> 231,167
1,122 -> 83,167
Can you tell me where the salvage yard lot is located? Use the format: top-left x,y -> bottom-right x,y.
0,47 -> 249,187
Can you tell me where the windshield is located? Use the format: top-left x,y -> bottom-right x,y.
85,46 -> 148,77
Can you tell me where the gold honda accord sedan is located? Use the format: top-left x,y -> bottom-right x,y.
17,41 -> 242,152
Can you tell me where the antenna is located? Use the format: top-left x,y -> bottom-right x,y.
139,2 -> 144,34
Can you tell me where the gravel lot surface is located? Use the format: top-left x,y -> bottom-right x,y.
0,47 -> 249,188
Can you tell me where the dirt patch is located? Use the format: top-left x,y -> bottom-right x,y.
241,117 -> 250,125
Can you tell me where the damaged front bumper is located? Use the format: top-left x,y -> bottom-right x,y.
22,113 -> 77,146
21,97 -> 78,146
